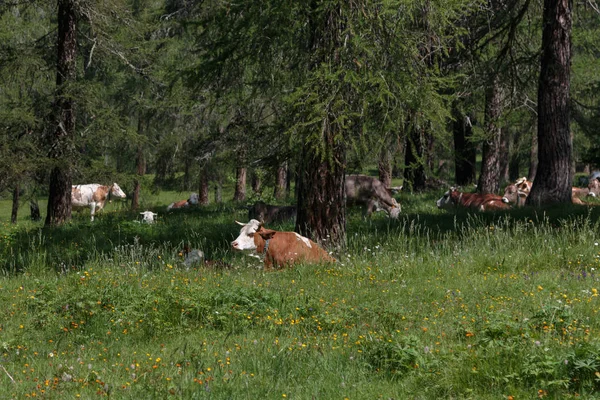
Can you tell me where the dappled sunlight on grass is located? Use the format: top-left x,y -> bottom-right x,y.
2,191 -> 600,397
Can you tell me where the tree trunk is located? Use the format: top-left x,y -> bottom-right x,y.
508,129 -> 521,181
378,147 -> 392,187
478,75 -> 503,194
274,161 -> 287,200
295,121 -> 346,248
527,0 -> 572,206
183,158 -> 191,191
11,184 -> 19,224
30,199 -> 41,221
528,129 -> 538,181
199,169 -> 210,205
233,166 -> 246,202
251,170 -> 262,196
404,121 -> 427,192
214,181 -> 222,203
452,104 -> 477,186
45,0 -> 76,226
132,116 -> 146,211
499,126 -> 511,184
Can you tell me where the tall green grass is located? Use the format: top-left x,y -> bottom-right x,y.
2,191 -> 600,398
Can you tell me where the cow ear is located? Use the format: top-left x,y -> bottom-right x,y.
258,229 -> 276,240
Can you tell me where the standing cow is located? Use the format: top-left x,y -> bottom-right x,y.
345,175 -> 401,219
72,183 -> 127,221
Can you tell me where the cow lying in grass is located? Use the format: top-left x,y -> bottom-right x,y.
167,193 -> 199,211
140,211 -> 158,224
501,177 -> 532,207
437,187 -> 509,212
231,219 -> 335,269
503,177 -> 599,206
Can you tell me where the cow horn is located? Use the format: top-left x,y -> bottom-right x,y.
235,220 -> 245,226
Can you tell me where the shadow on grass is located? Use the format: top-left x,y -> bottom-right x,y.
2,191 -> 600,274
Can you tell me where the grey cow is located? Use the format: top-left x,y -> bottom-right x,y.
248,201 -> 297,224
345,175 -> 401,219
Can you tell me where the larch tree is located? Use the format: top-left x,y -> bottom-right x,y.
526,0 -> 573,205
45,0 -> 77,226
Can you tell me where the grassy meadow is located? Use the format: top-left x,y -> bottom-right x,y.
2,189 -> 600,399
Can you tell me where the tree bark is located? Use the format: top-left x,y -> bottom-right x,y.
251,170 -> 262,196
199,169 -> 210,205
478,75 -> 503,194
404,120 -> 427,192
183,158 -> 191,191
527,0 -> 572,205
452,104 -> 476,186
378,147 -> 392,188
295,121 -> 346,248
274,161 -> 287,200
11,184 -> 19,224
45,0 -> 76,226
528,129 -> 538,181
214,181 -> 223,203
233,166 -> 246,202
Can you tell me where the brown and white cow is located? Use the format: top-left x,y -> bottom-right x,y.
345,175 -> 401,219
166,193 -> 199,211
248,201 -> 297,224
503,177 -> 598,206
72,183 -> 127,221
502,177 -> 533,207
437,187 -> 510,212
231,219 -> 335,269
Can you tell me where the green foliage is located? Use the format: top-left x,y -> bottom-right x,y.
2,192 -> 600,397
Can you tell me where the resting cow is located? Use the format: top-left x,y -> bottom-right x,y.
502,177 -> 533,206
72,183 -> 127,221
167,193 -> 199,211
140,211 -> 158,224
248,201 -> 297,224
437,187 -> 509,212
345,175 -> 401,219
503,177 -> 599,205
231,219 -> 335,269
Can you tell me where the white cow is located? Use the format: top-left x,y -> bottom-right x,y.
72,183 -> 127,221
140,211 -> 158,224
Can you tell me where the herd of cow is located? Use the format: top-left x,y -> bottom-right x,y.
69,173 -> 600,269
436,175 -> 600,211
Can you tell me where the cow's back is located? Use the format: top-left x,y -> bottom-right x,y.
72,184 -> 102,208
263,231 -> 334,268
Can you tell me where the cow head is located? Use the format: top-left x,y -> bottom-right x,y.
232,219 -> 263,251
140,211 -> 158,223
502,178 -> 531,205
436,188 -> 457,209
502,184 -> 528,205
188,193 -> 199,205
110,183 -> 127,199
